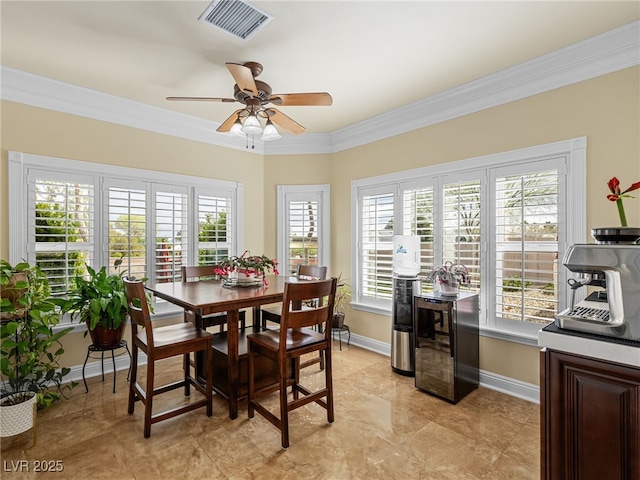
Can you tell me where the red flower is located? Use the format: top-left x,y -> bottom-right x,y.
607,177 -> 640,201
606,177 -> 640,227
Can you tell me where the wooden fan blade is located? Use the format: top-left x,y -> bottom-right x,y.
267,108 -> 305,135
226,62 -> 258,97
216,110 -> 244,133
166,96 -> 236,102
269,93 -> 332,106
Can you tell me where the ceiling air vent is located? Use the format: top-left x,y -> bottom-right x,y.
198,0 -> 273,41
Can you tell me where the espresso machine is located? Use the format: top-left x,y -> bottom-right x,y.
555,244 -> 640,340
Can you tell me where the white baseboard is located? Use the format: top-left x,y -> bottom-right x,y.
347,333 -> 539,404
478,369 -> 539,404
65,350 -> 146,387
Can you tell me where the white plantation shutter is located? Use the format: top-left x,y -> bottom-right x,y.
276,186 -> 329,277
402,185 -> 435,279
12,151 -> 244,320
106,183 -> 147,279
196,191 -> 233,265
286,199 -> 319,275
494,166 -> 560,326
360,188 -> 395,301
154,187 -> 188,283
441,179 -> 482,293
28,174 -> 94,295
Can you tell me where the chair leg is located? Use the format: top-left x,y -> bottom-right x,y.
205,344 -> 213,417
247,345 -> 255,419
183,353 -> 190,397
144,358 -> 155,438
279,360 -> 290,449
292,358 -> 300,400
128,345 -> 138,415
324,348 -> 334,424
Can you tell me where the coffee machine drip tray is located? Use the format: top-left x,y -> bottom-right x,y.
561,305 -> 610,322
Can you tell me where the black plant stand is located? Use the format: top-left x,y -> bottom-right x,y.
332,324 -> 351,350
82,340 -> 131,393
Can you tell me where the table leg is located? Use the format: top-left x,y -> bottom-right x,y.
226,309 -> 239,419
193,311 -> 207,385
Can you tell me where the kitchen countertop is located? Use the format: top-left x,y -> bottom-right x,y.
538,323 -> 640,368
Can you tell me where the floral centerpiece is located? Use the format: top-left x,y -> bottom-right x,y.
606,176 -> 640,227
427,261 -> 470,295
214,251 -> 278,286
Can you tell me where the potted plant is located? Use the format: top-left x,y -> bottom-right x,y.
0,260 -> 74,427
214,251 -> 279,286
332,276 -> 350,329
427,261 -> 470,296
56,265 -> 129,348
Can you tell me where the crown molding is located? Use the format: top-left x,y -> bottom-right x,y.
1,21 -> 638,156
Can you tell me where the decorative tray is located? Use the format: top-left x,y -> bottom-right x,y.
222,278 -> 263,288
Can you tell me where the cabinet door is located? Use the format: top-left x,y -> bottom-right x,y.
542,349 -> 640,480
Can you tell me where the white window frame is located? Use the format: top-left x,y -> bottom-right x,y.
351,137 -> 586,344
276,185 -> 330,276
8,150 -> 244,324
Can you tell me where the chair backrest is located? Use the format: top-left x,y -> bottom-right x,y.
181,265 -> 219,282
279,278 -> 337,346
123,277 -> 155,349
296,264 -> 327,281
295,265 -> 328,308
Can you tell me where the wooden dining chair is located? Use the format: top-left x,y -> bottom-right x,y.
261,264 -> 327,370
261,264 -> 327,328
123,278 -> 213,438
181,265 -> 246,332
247,277 -> 337,448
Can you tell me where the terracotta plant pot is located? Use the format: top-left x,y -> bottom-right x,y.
87,321 -> 126,349
0,272 -> 27,320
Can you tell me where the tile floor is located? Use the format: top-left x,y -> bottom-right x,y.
1,344 -> 540,479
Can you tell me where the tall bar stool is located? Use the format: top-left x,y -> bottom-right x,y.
260,264 -> 328,370
123,278 -> 213,438
247,277 -> 337,448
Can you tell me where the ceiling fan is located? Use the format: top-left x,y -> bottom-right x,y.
166,61 -> 332,140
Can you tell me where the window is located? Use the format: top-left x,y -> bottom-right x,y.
196,190 -> 233,266
30,173 -> 94,295
352,138 -> 586,342
9,151 -> 243,318
491,161 -> 561,336
276,185 -> 330,276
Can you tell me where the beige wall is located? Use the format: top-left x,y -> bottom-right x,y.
1,66 -> 639,388
328,66 -> 639,386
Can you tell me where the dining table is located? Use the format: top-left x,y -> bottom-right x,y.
146,274 -> 297,419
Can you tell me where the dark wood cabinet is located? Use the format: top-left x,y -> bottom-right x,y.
540,348 -> 640,480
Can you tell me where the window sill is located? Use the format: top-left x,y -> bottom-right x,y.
479,325 -> 540,347
51,307 -> 183,335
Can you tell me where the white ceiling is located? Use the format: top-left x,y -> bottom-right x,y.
1,1 -> 639,136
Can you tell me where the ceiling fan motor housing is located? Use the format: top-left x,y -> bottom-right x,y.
234,80 -> 272,104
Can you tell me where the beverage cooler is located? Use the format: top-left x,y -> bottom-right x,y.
413,291 -> 479,403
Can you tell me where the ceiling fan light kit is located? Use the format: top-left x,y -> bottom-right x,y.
240,113 -> 262,135
261,119 -> 281,141
166,61 -> 332,146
